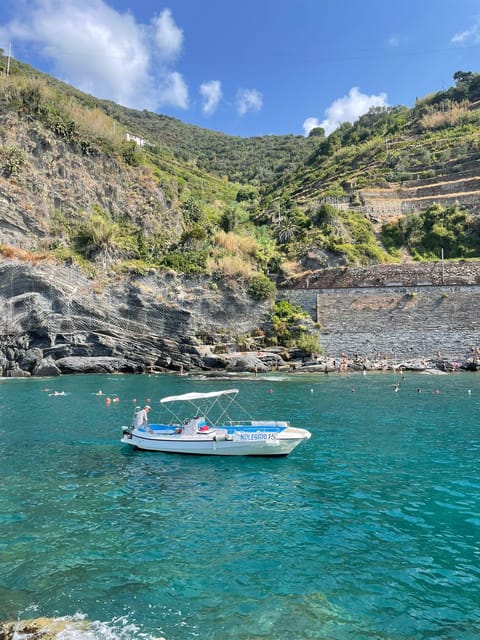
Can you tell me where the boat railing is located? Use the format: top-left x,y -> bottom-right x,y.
218,420 -> 290,428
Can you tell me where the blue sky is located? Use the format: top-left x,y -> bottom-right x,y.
1,0 -> 480,138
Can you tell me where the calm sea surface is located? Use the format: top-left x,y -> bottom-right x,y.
1,371 -> 480,640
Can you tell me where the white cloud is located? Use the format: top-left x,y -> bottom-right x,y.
158,71 -> 189,109
303,87 -> 388,136
236,88 -> 263,116
0,0 -> 189,111
200,80 -> 222,115
152,8 -> 183,62
451,19 -> 480,44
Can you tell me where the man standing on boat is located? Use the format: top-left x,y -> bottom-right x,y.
133,405 -> 151,430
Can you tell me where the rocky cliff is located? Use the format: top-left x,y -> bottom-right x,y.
0,259 -> 271,377
0,96 -> 276,377
0,111 -> 179,249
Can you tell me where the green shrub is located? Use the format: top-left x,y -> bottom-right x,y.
73,207 -> 139,266
296,333 -> 324,355
1,145 -> 26,177
120,140 -> 141,166
247,273 -> 276,300
160,249 -> 207,274
267,300 -> 317,348
381,204 -> 480,259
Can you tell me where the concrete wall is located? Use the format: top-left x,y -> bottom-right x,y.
279,284 -> 480,360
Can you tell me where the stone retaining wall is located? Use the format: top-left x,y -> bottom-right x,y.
296,261 -> 480,289
279,284 -> 480,360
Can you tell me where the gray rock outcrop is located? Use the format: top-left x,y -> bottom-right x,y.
0,259 -> 271,377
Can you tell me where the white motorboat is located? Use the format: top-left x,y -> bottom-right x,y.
121,388 -> 311,456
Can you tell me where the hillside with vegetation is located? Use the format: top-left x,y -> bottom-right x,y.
262,71 -> 480,274
1,56 -> 480,374
0,57 -> 316,186
1,52 -> 480,289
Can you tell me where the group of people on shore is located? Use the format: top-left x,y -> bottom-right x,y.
313,350 -> 480,374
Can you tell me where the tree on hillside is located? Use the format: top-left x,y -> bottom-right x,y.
308,127 -> 325,138
453,70 -> 474,84
274,215 -> 300,244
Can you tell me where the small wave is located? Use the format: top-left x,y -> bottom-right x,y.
419,369 -> 448,375
2,614 -> 166,640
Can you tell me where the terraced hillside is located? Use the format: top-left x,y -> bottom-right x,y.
268,74 -> 480,223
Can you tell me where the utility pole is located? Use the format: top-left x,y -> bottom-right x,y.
6,41 -> 11,76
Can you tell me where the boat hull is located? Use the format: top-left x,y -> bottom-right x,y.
121,426 -> 310,456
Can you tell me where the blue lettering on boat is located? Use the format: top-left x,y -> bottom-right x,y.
234,431 -> 278,441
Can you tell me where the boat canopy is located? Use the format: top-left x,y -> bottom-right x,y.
160,389 -> 239,404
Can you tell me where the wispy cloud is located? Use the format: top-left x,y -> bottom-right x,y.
200,80 -> 222,115
236,88 -> 263,116
303,87 -> 388,136
0,0 -> 189,111
386,34 -> 401,47
451,18 -> 480,44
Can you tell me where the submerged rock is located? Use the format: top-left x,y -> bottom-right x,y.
0,616 -> 90,639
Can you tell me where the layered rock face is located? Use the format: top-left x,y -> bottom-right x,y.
0,109 -> 273,376
0,260 -> 270,377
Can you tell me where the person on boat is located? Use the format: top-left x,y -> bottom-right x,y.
133,405 -> 151,430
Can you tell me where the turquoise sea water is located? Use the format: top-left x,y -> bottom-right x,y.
1,371 -> 480,640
